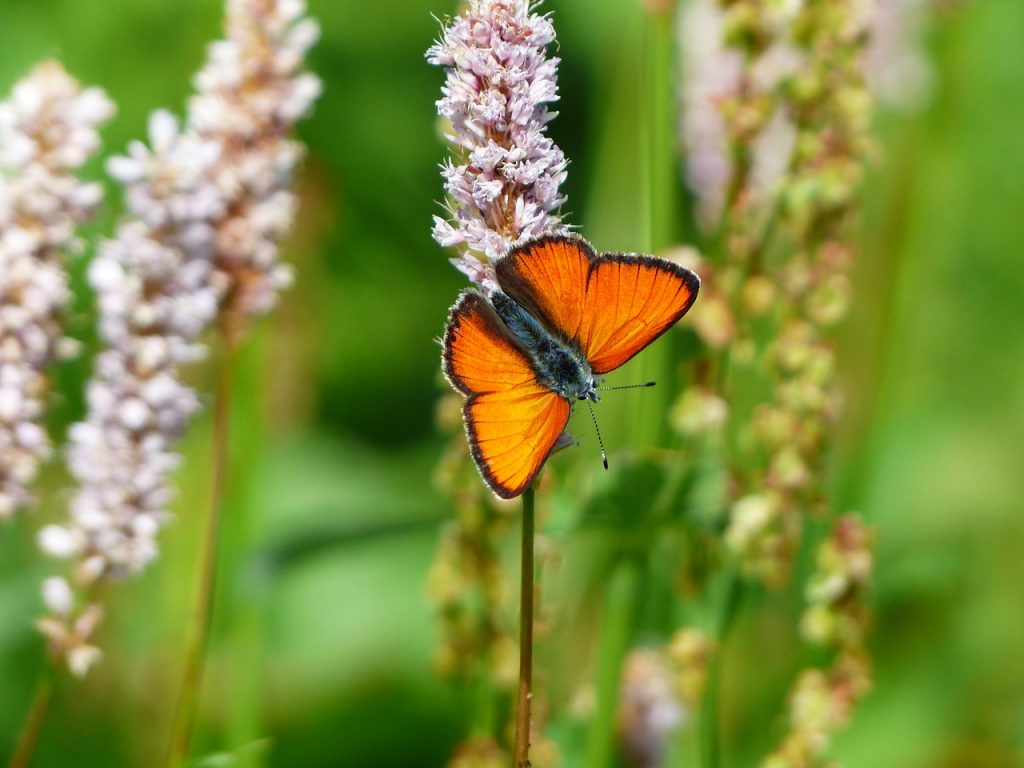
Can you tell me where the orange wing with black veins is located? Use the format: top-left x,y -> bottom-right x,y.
496,235 -> 700,374
442,291 -> 571,499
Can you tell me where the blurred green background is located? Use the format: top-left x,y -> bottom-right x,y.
0,0 -> 1022,766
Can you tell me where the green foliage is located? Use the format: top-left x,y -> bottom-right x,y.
0,0 -> 1023,766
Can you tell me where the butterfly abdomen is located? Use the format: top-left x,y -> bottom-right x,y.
490,290 -> 594,401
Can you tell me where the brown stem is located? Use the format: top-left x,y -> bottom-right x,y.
165,338 -> 236,767
8,674 -> 54,768
513,485 -> 536,767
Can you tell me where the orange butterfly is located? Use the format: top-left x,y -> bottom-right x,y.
442,235 -> 700,499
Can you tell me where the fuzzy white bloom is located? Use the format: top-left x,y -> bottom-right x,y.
0,61 -> 113,519
427,0 -> 568,287
725,492 -> 781,557
188,0 -> 321,318
618,649 -> 687,768
37,575 -> 104,678
680,0 -> 933,227
677,0 -> 742,231
40,0 -> 320,673
864,0 -> 934,111
677,0 -> 801,232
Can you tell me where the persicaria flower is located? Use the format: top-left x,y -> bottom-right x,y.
618,649 -> 686,768
38,108 -> 226,583
38,0 -> 320,675
676,0 -> 742,231
0,61 -> 113,519
725,492 -> 801,588
36,576 -> 103,678
801,514 -> 874,648
427,0 -> 568,287
763,654 -> 872,768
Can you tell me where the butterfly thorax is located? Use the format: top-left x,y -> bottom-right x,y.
490,291 -> 599,402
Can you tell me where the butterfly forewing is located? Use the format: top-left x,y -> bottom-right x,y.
495,235 -> 593,340
443,291 -> 571,499
580,256 -> 700,373
496,235 -> 699,374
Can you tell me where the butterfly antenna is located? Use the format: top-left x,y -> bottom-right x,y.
585,399 -> 609,469
600,381 -> 657,392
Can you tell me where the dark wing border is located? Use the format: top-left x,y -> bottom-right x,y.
585,251 -> 701,374
494,233 -> 600,339
496,234 -> 701,371
442,289 -> 532,395
441,288 -> 570,499
463,393 -> 570,499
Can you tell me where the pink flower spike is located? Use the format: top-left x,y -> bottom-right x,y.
0,61 -> 113,520
40,0 -> 321,677
428,0 -> 568,282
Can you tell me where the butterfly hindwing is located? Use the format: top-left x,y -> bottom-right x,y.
443,290 -> 539,396
443,291 -> 571,499
495,235 -> 700,374
465,388 -> 571,499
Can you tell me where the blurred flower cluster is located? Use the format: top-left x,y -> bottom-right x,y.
864,0 -> 935,111
430,392 -> 516,683
801,515 -> 874,651
676,0 -> 873,587
36,0 -> 320,676
617,629 -> 714,768
427,488 -> 517,689
765,515 -> 874,767
679,0 -> 934,233
427,0 -> 568,288
0,62 -> 112,520
671,0 -> 878,759
750,0 -> 872,579
677,0 -> 798,233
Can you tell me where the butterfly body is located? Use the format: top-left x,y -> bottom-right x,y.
442,234 -> 699,499
490,291 -> 599,402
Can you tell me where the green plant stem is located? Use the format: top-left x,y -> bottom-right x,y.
166,341 -> 236,767
644,5 -> 676,254
585,557 -> 640,768
700,569 -> 743,768
513,486 -> 536,768
701,651 -> 722,768
221,335 -> 266,768
8,672 -> 54,768
630,5 -> 677,445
